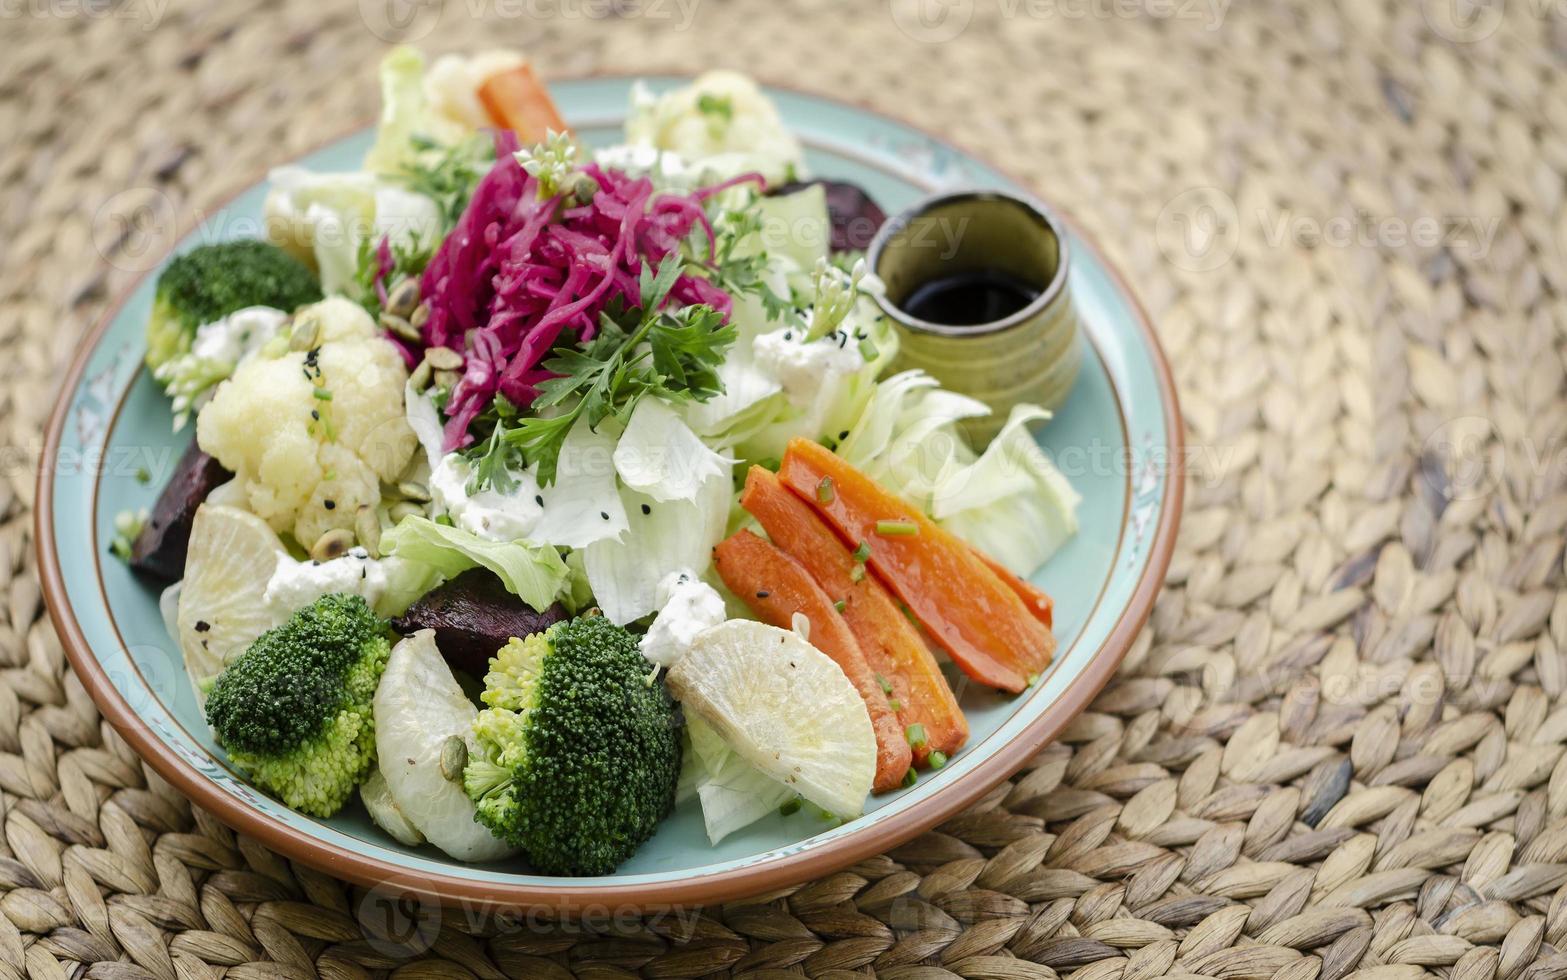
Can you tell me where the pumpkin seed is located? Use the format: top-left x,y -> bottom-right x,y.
385,279 -> 421,320
310,528 -> 354,562
439,736 -> 468,782
423,345 -> 463,372
389,501 -> 424,523
379,312 -> 420,342
409,360 -> 432,391
288,314 -> 320,352
410,303 -> 430,330
355,505 -> 382,559
397,480 -> 431,502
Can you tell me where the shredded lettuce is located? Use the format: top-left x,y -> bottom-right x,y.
263,168 -> 440,295
583,469 -> 731,625
364,46 -> 466,177
530,419 -> 628,549
378,516 -> 568,612
838,376 -> 1079,574
686,715 -> 795,845
614,397 -> 732,502
933,406 -> 1081,573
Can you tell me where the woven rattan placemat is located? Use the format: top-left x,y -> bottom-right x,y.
5,1 -> 1567,977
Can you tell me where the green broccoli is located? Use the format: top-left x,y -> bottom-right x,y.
463,616 -> 683,875
147,240 -> 321,370
204,593 -> 390,818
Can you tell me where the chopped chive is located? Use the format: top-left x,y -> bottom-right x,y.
905,723 -> 928,748
1026,673 -> 1040,686
859,338 -> 879,361
888,699 -> 902,712
901,767 -> 917,788
312,387 -> 332,401
779,798 -> 802,817
876,673 -> 893,695
850,564 -> 866,583
928,751 -> 948,770
875,519 -> 918,537
852,541 -> 872,562
817,475 -> 835,503
834,599 -> 847,613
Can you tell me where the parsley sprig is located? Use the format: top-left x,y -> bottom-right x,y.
463,255 -> 737,487
396,133 -> 494,229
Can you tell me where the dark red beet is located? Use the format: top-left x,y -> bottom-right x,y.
129,442 -> 232,582
773,179 -> 888,252
390,569 -> 569,676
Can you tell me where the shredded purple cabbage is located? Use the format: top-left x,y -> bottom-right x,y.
417,130 -> 763,451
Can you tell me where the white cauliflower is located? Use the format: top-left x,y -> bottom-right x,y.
196,297 -> 417,548
424,50 -> 525,131
625,71 -> 805,186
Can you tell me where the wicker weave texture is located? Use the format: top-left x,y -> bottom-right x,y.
3,1 -> 1567,977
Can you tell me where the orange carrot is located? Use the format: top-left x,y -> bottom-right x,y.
778,438 -> 1055,692
714,529 -> 913,793
973,547 -> 1054,630
741,466 -> 966,763
477,63 -> 569,145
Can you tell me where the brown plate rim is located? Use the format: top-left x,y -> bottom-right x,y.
36,73 -> 1184,913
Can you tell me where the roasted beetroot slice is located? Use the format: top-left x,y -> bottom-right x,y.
773,179 -> 888,252
129,442 -> 232,582
390,569 -> 569,676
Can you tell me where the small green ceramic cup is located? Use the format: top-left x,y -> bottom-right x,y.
868,190 -> 1081,447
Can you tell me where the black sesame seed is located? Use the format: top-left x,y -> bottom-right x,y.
194,620 -> 210,632
756,590 -> 771,599
535,495 -> 544,506
641,503 -> 651,515
324,499 -> 336,510
311,410 -> 320,420
600,511 -> 609,520
839,430 -> 849,440
783,330 -> 793,341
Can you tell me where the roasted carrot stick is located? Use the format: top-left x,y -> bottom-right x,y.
741,466 -> 966,763
973,547 -> 1054,630
778,438 -> 1055,692
714,529 -> 912,793
477,63 -> 569,144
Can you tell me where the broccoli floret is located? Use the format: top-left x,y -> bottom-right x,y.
464,616 -> 682,875
147,240 -> 321,370
204,593 -> 390,817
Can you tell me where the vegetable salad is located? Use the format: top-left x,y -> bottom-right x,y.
126,47 -> 1081,874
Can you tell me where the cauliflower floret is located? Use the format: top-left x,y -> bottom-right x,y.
625,71 -> 804,186
197,298 -> 417,548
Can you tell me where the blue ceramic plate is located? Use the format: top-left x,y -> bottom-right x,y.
38,78 -> 1182,911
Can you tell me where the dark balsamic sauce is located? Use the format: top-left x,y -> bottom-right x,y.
899,270 -> 1041,327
